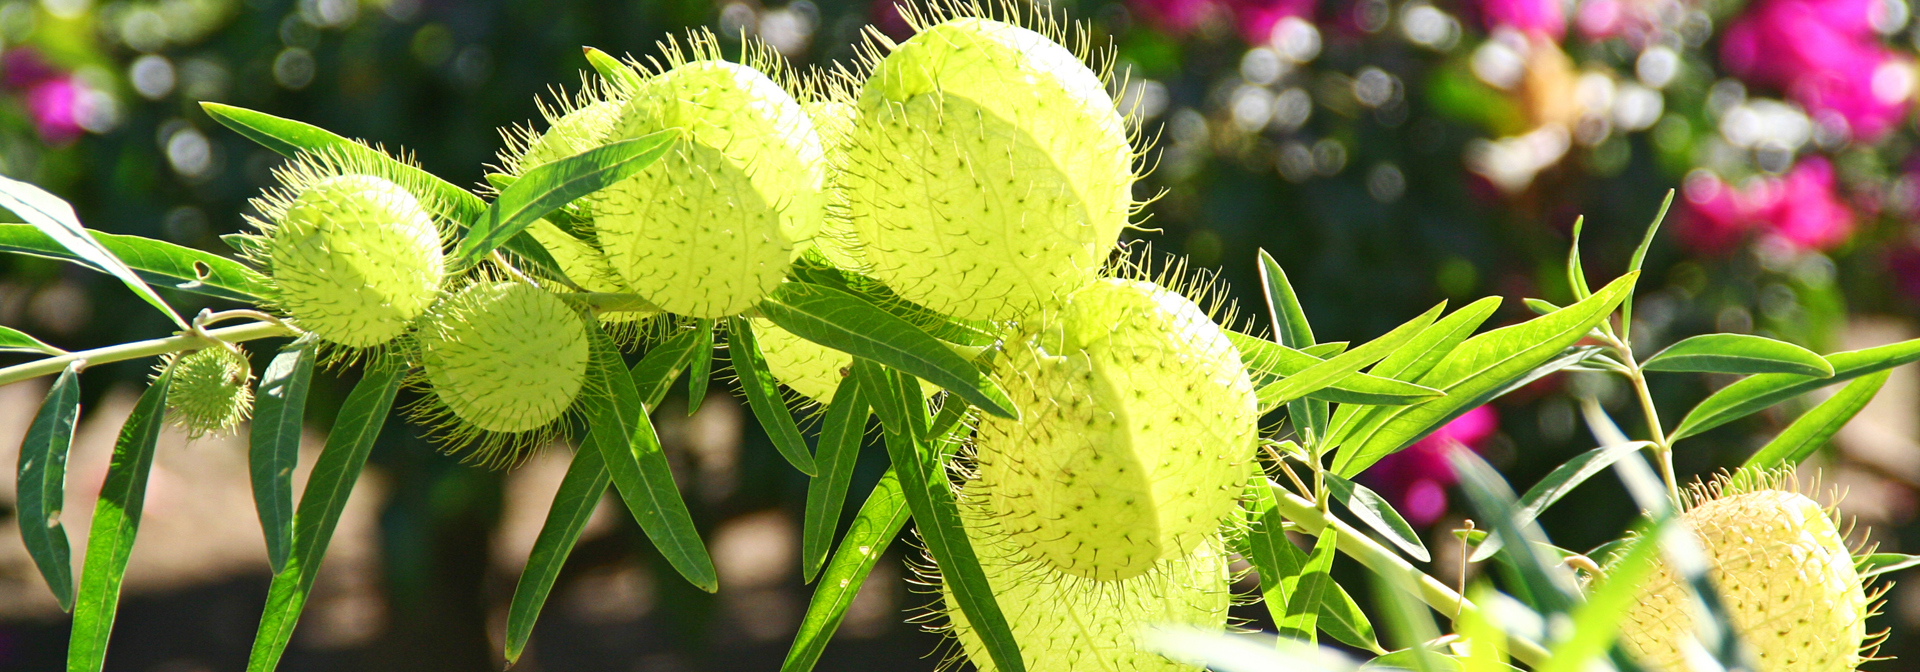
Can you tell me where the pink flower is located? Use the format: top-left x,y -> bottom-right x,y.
1228,0 -> 1315,44
23,77 -> 83,145
1769,157 -> 1856,249
2,48 -> 59,92
1681,158 -> 1855,253
1476,0 -> 1566,38
1358,406 -> 1499,527
1721,0 -> 1913,140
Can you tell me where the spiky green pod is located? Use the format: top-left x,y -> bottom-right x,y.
973,278 -> 1257,581
163,347 -> 253,436
417,281 -> 591,455
803,97 -> 866,272
264,173 -> 445,349
592,37 -> 826,318
519,100 -> 622,170
843,14 -> 1135,322
1616,489 -> 1873,672
938,497 -> 1231,672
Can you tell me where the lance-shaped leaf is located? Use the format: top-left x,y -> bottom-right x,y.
686,319 -> 714,415
1669,337 -> 1920,442
854,360 -> 1024,672
1278,527 -> 1339,644
1227,332 -> 1442,407
1259,303 -> 1445,409
506,331 -> 704,663
1335,273 -> 1635,477
1859,553 -> 1920,578
787,253 -> 998,348
1450,450 -> 1581,616
1326,297 -> 1501,448
583,46 -> 643,87
803,375 -> 868,582
581,326 -> 717,592
1258,249 -> 1329,441
68,370 -> 172,672
245,360 -> 404,672
19,362 -> 81,611
1738,369 -> 1889,475
1470,439 -> 1652,562
1642,333 -> 1833,377
1239,470 -> 1380,652
1,325 -> 63,355
455,133 -> 674,263
250,337 -> 316,573
0,177 -> 186,329
0,224 -> 270,303
1325,474 -> 1430,562
727,316 -> 818,475
760,282 -> 1016,418
1620,190 -> 1673,344
783,467 -> 910,672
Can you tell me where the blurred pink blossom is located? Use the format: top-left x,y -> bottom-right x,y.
1230,0 -> 1315,43
1682,157 -> 1855,252
1358,406 -> 1499,527
1721,0 -> 1913,140
1476,0 -> 1566,38
23,78 -> 84,145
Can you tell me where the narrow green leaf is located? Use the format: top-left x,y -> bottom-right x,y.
760,282 -> 1017,419
1449,450 -> 1580,616
1227,332 -> 1443,406
788,254 -> 998,348
456,134 -> 675,263
1326,297 -> 1501,448
1859,553 -> 1920,578
727,316 -> 819,475
1239,470 -> 1379,652
68,370 -> 172,672
1566,216 -> 1590,302
581,325 -> 718,592
1621,190 -> 1674,344
1258,249 -> 1315,349
855,360 -> 1024,672
0,325 -> 63,355
1363,649 -> 1465,671
583,46 -> 642,88
687,319 -> 714,416
803,375 -> 868,582
250,337 -> 316,573
19,362 -> 81,611
1522,298 -> 1560,316
1642,333 -> 1834,377
245,360 -> 403,672
1738,369 -> 1888,474
1325,474 -> 1430,562
1670,338 -> 1920,442
0,224 -> 270,303
631,327 -> 704,408
1469,439 -> 1652,562
1536,529 -> 1662,672
1335,273 -> 1635,477
782,469 -> 910,672
1260,303 -> 1444,408
0,177 -> 186,329
1302,342 -> 1348,358
1277,527 -> 1338,644
504,444 -> 611,664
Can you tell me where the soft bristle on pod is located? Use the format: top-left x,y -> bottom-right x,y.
162,346 -> 254,437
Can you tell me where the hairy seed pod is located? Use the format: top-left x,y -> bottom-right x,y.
938,500 -> 1231,672
973,278 -> 1257,581
519,100 -> 622,170
418,281 -> 591,437
592,38 -> 826,318
267,173 -> 445,348
844,16 -> 1134,322
803,98 -> 866,271
164,347 -> 253,436
1616,489 -> 1873,672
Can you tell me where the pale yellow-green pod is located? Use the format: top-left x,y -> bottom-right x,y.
417,281 -> 591,438
266,174 -> 445,349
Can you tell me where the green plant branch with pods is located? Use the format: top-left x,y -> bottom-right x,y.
1,5 -> 1917,672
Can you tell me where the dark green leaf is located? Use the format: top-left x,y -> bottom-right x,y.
1327,297 -> 1501,448
0,325 -> 62,355
803,375 -> 868,582
250,337 -> 315,573
687,319 -> 714,416
1620,190 -> 1673,344
19,362 -> 81,611
631,327 -> 704,409
761,282 -> 1017,419
1470,439 -> 1651,562
788,254 -> 998,348
1259,303 -> 1444,409
1670,338 -> 1920,442
1859,553 -> 1920,578
1335,273 -> 1635,477
456,134 -> 675,263
782,468 -> 910,672
0,178 -> 186,328
726,317 -> 819,476
245,360 -> 404,672
855,360 -> 1023,672
1449,450 -> 1580,616
0,224 -> 271,303
1258,249 -> 1315,349
1325,474 -> 1430,562
580,326 -> 718,592
1228,332 -> 1443,407
1363,649 -> 1465,671
1277,527 -> 1338,644
1738,369 -> 1888,475
1642,333 -> 1834,377
68,370 -> 172,672
583,46 -> 642,88
504,444 -> 611,664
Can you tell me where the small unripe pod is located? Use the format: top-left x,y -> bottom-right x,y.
165,347 -> 253,436
417,281 -> 591,437
974,279 -> 1257,581
267,174 -> 445,348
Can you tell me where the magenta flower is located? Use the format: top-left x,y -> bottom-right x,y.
1476,0 -> 1566,38
1681,158 -> 1855,252
1721,0 -> 1913,140
1769,157 -> 1856,249
1358,406 -> 1499,527
1228,0 -> 1315,44
23,77 -> 84,145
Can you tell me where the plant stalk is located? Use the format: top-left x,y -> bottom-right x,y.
0,321 -> 294,388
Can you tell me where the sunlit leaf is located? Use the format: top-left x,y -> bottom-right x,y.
1471,439 -> 1651,562
1228,332 -> 1443,407
1278,527 -> 1340,644
1325,474 -> 1430,562
1859,553 -> 1920,578
0,325 -> 63,356
0,178 -> 186,328
802,375 -> 868,582
1240,468 -> 1380,652
0,224 -> 272,303
583,46 -> 642,87
726,316 -> 818,475
504,444 -> 611,664
1737,369 -> 1887,476
686,319 -> 714,415
1327,297 -> 1501,449
1620,190 -> 1673,344
456,133 -> 674,264
1670,338 -> 1920,442
782,468 -> 909,672
1260,303 -> 1445,409
1642,333 -> 1833,377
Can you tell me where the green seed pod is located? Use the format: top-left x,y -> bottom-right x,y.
1616,488 -> 1875,672
938,499 -> 1232,672
973,278 -> 1257,581
417,281 -> 591,462
164,347 -> 253,436
843,13 -> 1136,322
261,172 -> 445,349
519,100 -> 622,170
803,95 -> 866,272
592,34 -> 826,318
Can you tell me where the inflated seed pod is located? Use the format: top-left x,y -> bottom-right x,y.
416,281 -> 591,463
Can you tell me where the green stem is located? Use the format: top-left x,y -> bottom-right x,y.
1608,333 -> 1682,506
0,322 -> 294,388
1269,483 -> 1552,667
